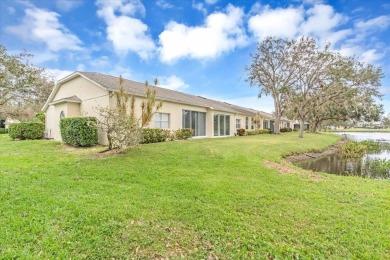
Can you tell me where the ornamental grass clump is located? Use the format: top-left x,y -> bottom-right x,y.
339,141 -> 367,158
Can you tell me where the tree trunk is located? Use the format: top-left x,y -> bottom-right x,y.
299,120 -> 304,138
273,101 -> 281,134
311,120 -> 320,133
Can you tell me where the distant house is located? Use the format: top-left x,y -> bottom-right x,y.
42,72 -> 293,145
4,117 -> 20,129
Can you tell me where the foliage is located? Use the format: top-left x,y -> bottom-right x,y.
174,128 -> 193,140
8,122 -> 44,140
246,37 -> 296,134
98,107 -> 141,150
141,128 -> 171,144
141,79 -> 163,127
1,133 -> 389,259
60,117 -> 98,147
367,159 -> 390,179
0,45 -> 53,120
339,141 -> 367,158
99,76 -> 163,150
280,127 -> 292,132
245,129 -> 271,135
35,112 -> 45,124
236,128 -> 245,136
0,128 -> 8,134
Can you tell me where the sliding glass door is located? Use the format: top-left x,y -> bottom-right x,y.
214,114 -> 230,136
182,110 -> 206,136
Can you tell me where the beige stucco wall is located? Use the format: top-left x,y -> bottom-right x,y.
45,76 -> 110,143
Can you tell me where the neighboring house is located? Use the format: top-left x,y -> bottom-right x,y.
4,117 -> 20,129
42,72 -> 291,145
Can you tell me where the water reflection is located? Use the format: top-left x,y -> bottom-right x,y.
294,132 -> 390,179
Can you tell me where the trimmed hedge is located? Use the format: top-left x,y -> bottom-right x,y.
245,129 -> 271,135
175,128 -> 193,140
142,128 -> 171,144
60,117 -> 98,147
0,128 -> 8,134
9,122 -> 44,140
280,127 -> 293,132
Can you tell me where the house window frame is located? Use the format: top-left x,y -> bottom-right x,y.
236,119 -> 241,129
245,117 -> 249,130
182,110 -> 206,136
154,112 -> 170,129
60,111 -> 65,119
251,117 -> 254,129
214,113 -> 230,136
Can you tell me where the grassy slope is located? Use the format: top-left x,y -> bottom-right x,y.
0,133 -> 389,259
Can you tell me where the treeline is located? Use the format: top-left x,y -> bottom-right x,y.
246,36 -> 383,137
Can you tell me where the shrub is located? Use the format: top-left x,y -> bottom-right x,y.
142,128 -> 171,144
280,127 -> 292,132
60,117 -> 98,147
237,128 -> 245,136
8,122 -> 44,140
35,112 -> 45,124
339,141 -> 367,158
175,128 -> 193,140
293,128 -> 298,132
0,128 -> 8,134
244,129 -> 271,136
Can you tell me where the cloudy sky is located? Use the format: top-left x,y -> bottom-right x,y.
0,0 -> 389,113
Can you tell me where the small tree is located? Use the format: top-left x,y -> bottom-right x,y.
98,76 -> 163,150
141,79 -> 163,127
246,37 -> 297,134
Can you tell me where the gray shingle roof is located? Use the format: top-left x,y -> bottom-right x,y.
78,71 -> 268,117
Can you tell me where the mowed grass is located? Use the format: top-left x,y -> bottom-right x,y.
0,133 -> 389,259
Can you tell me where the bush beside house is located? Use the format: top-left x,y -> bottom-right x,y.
8,122 -> 44,140
142,128 -> 171,144
0,128 -> 8,134
60,117 -> 98,147
174,128 -> 193,140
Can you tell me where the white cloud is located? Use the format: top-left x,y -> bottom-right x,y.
355,15 -> 390,31
156,0 -> 174,9
6,7 -> 82,52
96,0 -> 155,59
192,2 -> 207,15
248,6 -> 304,39
301,4 -> 346,36
158,4 -> 247,63
159,75 -> 190,90
45,68 -> 74,81
205,0 -> 219,4
56,0 -> 82,12
248,4 -> 349,45
361,49 -> 385,64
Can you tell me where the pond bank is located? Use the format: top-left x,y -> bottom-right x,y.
285,138 -> 345,163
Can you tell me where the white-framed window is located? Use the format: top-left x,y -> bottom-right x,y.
245,117 -> 249,129
214,114 -> 230,136
236,119 -> 241,129
154,112 -> 169,129
60,111 -> 65,119
251,117 -> 254,129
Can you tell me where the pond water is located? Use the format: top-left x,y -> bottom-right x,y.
294,132 -> 390,179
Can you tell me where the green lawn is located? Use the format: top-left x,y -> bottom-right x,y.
0,133 -> 389,259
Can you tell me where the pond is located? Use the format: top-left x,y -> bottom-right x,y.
294,132 -> 390,179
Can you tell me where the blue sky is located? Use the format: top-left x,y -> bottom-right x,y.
0,0 -> 389,113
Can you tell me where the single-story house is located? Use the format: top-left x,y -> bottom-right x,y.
42,71 -> 293,144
